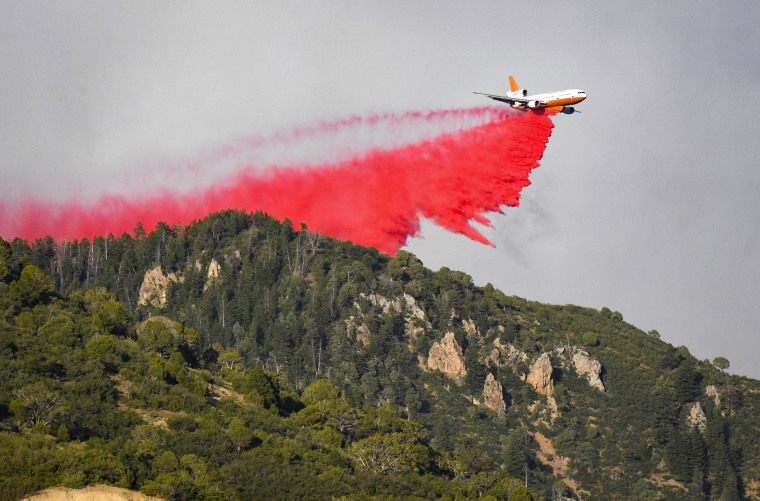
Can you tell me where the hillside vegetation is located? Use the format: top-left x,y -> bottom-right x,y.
2,210 -> 759,500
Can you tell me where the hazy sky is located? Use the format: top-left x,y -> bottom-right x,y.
2,1 -> 759,377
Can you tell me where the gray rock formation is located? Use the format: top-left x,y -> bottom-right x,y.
687,401 -> 707,433
486,339 -> 527,369
527,353 -> 554,396
483,373 -> 507,418
138,266 -> 177,308
572,350 -> 605,392
360,292 -> 430,340
427,332 -> 467,383
705,384 -> 721,408
203,258 -> 222,291
462,319 -> 478,337
345,317 -> 371,347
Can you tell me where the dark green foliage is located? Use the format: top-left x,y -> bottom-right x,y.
13,265 -> 54,307
233,366 -> 279,408
713,356 -> 730,371
1,212 -> 758,500
581,331 -> 599,347
503,427 -> 534,477
0,234 -> 536,500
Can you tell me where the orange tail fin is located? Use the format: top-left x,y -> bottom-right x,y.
508,75 -> 519,92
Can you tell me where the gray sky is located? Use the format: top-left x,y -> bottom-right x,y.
2,1 -> 760,377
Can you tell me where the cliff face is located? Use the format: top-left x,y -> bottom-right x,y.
427,332 -> 467,383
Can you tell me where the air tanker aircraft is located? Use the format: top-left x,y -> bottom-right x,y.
474,76 -> 586,114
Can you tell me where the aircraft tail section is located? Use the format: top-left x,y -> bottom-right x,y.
509,75 -> 519,92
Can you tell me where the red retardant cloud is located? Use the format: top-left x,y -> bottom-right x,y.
0,108 -> 554,255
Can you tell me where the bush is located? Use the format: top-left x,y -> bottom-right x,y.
582,332 -> 599,347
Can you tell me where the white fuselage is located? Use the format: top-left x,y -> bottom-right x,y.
511,89 -> 586,111
474,76 -> 587,114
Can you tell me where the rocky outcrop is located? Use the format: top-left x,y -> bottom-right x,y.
345,317 -> 371,347
483,373 -> 507,418
401,294 -> 430,339
527,353 -> 554,396
203,259 -> 222,291
506,343 -> 528,366
138,266 -> 178,308
462,319 -> 478,337
487,339 -> 528,369
403,293 -> 427,321
486,346 -> 501,369
547,396 -> 559,422
687,402 -> 707,433
363,292 -> 423,318
361,292 -> 430,339
488,343 -> 603,396
705,384 -> 721,408
427,332 -> 467,383
572,350 -> 605,392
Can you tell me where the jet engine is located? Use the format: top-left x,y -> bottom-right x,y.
527,100 -> 541,109
561,107 -> 575,114
507,89 -> 528,98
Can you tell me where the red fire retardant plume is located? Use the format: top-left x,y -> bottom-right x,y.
0,108 -> 554,255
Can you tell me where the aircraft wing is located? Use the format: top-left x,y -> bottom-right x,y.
472,91 -> 532,105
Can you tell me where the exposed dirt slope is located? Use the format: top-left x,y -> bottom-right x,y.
20,486 -> 162,501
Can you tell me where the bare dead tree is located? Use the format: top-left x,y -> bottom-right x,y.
220,293 -> 226,328
93,243 -> 100,278
351,437 -> 403,475
264,353 -> 285,375
310,338 -> 323,376
211,217 -> 225,241
76,240 -> 83,276
86,240 -> 93,283
306,231 -> 324,255
287,234 -> 310,278
329,264 -> 338,319
55,240 -> 65,290
246,227 -> 256,255
264,234 -> 276,263
13,383 -> 62,427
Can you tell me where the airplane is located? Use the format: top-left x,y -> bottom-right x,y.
474,75 -> 586,114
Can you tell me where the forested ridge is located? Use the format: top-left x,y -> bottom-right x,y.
2,210 -> 759,500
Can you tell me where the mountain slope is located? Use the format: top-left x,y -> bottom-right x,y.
3,210 -> 759,500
